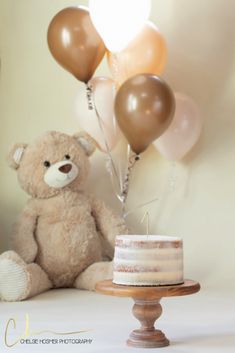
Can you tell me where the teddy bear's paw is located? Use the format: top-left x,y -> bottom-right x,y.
75,261 -> 113,291
0,253 -> 29,301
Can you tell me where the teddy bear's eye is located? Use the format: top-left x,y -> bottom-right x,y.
64,154 -> 71,160
43,161 -> 51,168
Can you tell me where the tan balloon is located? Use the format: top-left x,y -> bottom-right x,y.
115,74 -> 175,154
47,7 -> 106,83
107,21 -> 167,86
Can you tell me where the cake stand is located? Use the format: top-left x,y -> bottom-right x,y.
95,279 -> 200,348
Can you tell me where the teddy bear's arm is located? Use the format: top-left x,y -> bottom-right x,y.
91,198 -> 128,248
11,200 -> 38,264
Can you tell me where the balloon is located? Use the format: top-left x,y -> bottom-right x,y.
115,74 -> 175,154
89,0 -> 151,53
154,93 -> 202,161
107,21 -> 167,86
75,77 -> 120,151
47,7 -> 106,83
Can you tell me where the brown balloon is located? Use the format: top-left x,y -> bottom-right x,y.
47,7 -> 106,83
115,74 -> 175,154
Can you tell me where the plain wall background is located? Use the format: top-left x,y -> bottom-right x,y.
0,0 -> 235,290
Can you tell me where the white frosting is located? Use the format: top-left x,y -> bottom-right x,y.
117,235 -> 181,242
114,258 -> 183,270
115,247 -> 183,257
113,271 -> 184,286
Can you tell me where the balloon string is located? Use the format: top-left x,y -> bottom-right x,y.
168,161 -> 177,192
120,152 -> 140,215
86,82 -> 122,197
111,53 -> 119,89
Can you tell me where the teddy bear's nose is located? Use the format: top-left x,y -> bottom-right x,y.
59,164 -> 72,174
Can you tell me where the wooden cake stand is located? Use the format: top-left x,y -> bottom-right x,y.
95,279 -> 200,348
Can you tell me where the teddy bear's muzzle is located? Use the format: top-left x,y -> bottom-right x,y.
43,161 -> 79,189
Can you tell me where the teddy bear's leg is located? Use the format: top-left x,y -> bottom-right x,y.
0,251 -> 52,301
74,261 -> 113,291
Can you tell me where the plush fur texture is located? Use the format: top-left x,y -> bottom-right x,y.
0,131 -> 127,301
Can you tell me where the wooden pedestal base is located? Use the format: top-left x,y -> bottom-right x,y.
127,298 -> 169,348
96,279 -> 200,349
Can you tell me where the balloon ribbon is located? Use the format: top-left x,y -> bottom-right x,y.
86,82 -> 122,198
86,84 -> 93,110
120,152 -> 140,215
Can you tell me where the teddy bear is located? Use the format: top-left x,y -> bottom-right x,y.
0,131 -> 127,301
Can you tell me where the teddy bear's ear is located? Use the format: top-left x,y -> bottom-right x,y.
74,132 -> 96,157
7,143 -> 28,170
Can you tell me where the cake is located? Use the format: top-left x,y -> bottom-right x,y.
113,235 -> 184,286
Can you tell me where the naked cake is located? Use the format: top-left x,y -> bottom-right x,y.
113,235 -> 184,286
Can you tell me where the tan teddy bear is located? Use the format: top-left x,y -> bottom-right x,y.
0,131 -> 127,301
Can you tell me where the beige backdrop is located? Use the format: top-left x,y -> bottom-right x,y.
0,0 -> 235,289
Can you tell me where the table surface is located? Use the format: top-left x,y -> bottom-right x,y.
0,287 -> 234,353
95,279 -> 200,300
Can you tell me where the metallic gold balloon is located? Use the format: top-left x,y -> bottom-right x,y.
115,74 -> 175,154
47,7 -> 106,83
107,21 -> 167,86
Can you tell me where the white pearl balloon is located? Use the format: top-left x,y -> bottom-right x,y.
154,93 -> 202,161
75,77 -> 120,152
